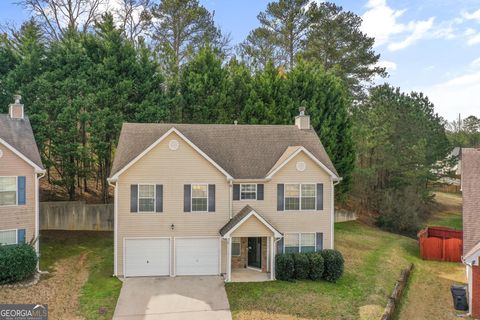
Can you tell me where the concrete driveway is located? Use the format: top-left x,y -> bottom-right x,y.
113,276 -> 232,320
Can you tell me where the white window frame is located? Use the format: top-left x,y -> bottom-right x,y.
283,232 -> 317,253
0,229 -> 18,246
284,183 -> 317,211
191,183 -> 209,212
232,237 -> 241,256
0,176 -> 18,207
137,184 -> 156,213
240,183 -> 257,200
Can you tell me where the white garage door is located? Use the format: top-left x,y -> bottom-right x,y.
175,238 -> 220,275
125,238 -> 170,277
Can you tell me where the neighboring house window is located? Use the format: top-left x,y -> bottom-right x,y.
0,230 -> 17,245
138,184 -> 155,212
284,184 -> 316,210
232,237 -> 241,256
191,184 -> 208,212
284,233 -> 317,253
240,184 -> 257,200
0,177 -> 17,206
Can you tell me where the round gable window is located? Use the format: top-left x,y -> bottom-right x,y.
296,161 -> 306,172
169,139 -> 179,151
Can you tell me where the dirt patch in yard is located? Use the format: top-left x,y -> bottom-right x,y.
0,253 -> 89,320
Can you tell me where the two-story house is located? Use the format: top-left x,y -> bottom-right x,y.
461,148 -> 480,318
108,110 -> 340,281
0,96 -> 45,254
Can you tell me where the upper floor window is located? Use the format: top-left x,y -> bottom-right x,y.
192,184 -> 208,212
138,184 -> 155,212
285,183 -> 316,210
0,177 -> 17,206
240,184 -> 257,200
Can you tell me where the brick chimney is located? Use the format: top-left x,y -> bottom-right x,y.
9,95 -> 24,120
295,106 -> 310,130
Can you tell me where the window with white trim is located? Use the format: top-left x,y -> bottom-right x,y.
240,184 -> 257,200
138,184 -> 155,212
0,230 -> 17,245
285,183 -> 316,210
285,233 -> 316,253
192,184 -> 208,212
0,177 -> 17,206
232,237 -> 241,256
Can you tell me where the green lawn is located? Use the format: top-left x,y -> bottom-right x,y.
226,218 -> 466,320
40,231 -> 122,320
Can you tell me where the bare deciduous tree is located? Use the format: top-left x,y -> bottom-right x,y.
17,0 -> 106,39
114,0 -> 152,41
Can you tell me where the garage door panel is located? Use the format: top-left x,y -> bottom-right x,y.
125,239 -> 170,277
175,238 -> 219,275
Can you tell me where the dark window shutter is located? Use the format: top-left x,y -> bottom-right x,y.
184,185 -> 191,212
18,229 -> 26,244
257,184 -> 264,200
276,237 -> 284,255
277,184 -> 284,211
17,176 -> 26,205
208,184 -> 215,212
316,233 -> 323,251
130,185 -> 138,212
233,184 -> 240,200
156,185 -> 163,212
316,183 -> 324,210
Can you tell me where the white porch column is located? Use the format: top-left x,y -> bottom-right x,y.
270,236 -> 275,280
227,237 -> 232,282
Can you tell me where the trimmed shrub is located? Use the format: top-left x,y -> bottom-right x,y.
275,253 -> 294,280
307,252 -> 324,280
321,249 -> 344,282
0,244 -> 38,284
293,253 -> 309,279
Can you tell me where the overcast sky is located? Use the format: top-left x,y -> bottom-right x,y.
1,0 -> 479,121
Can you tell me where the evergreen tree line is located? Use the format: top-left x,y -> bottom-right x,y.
0,0 -> 451,234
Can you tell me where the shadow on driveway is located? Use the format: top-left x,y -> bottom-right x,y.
113,276 -> 232,320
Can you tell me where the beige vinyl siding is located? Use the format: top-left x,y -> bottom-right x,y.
0,143 -> 36,243
116,132 -> 230,276
231,216 -> 273,237
232,152 -> 333,250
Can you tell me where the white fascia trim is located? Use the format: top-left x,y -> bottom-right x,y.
222,209 -> 283,238
463,249 -> 480,265
0,138 -> 44,173
109,127 -> 233,181
265,146 -> 339,181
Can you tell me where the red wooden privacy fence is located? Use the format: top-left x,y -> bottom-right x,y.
418,226 -> 463,262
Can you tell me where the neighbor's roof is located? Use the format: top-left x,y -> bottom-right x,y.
110,123 -> 338,179
461,148 -> 480,255
0,114 -> 44,169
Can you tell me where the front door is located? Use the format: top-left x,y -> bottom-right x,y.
247,237 -> 262,269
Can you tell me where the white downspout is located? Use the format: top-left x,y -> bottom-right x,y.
229,180 -> 233,219
35,170 -> 46,273
331,178 -> 341,249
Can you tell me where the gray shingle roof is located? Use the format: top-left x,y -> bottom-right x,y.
219,205 -> 281,236
0,114 -> 43,169
110,123 -> 338,179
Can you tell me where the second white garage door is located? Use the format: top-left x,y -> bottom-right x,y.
175,238 -> 220,275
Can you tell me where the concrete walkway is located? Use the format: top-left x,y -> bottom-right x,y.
113,276 -> 232,320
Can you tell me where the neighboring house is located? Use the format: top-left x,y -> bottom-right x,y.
0,96 -> 45,254
108,109 -> 340,281
461,148 -> 480,318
